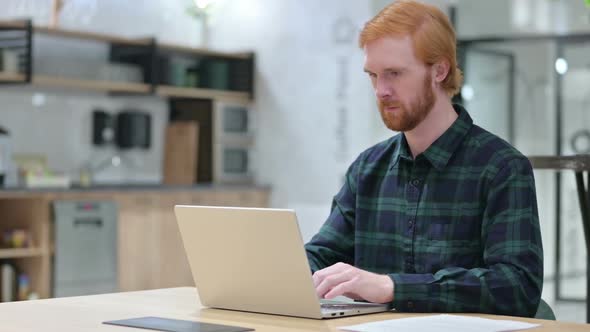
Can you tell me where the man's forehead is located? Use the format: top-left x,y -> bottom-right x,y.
363,35 -> 414,53
363,36 -> 419,70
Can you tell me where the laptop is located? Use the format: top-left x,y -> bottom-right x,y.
174,205 -> 391,319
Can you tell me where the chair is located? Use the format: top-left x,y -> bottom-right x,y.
534,299 -> 556,320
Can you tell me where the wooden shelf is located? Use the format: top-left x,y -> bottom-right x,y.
0,75 -> 252,100
0,248 -> 45,259
32,75 -> 151,94
156,85 -> 251,103
0,20 -> 27,29
0,72 -> 26,83
34,26 -> 151,47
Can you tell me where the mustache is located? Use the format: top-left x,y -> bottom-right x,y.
379,100 -> 402,108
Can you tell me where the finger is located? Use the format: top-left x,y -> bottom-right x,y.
315,269 -> 354,298
324,276 -> 359,299
312,262 -> 351,287
312,271 -> 322,287
342,292 -> 364,301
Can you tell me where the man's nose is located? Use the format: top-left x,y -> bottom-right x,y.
375,77 -> 393,100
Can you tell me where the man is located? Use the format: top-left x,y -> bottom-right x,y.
304,0 -> 543,317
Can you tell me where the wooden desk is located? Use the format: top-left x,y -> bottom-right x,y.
0,288 -> 588,331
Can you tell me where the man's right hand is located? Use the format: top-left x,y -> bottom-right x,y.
312,262 -> 394,303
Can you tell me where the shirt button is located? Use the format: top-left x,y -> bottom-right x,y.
408,219 -> 414,227
411,179 -> 421,186
407,301 -> 414,309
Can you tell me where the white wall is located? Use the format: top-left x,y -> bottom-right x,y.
206,0 -> 376,241
0,87 -> 167,184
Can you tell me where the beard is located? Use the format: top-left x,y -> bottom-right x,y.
378,73 -> 436,132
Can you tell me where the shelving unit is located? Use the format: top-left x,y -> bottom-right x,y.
0,19 -> 259,302
0,197 -> 51,301
33,75 -> 151,94
0,72 -> 25,82
0,20 -> 255,102
0,248 -> 45,259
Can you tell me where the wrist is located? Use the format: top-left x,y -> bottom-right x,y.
379,274 -> 394,303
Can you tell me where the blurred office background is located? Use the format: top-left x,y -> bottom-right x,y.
0,0 -> 588,323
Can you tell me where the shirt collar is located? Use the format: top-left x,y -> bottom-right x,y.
390,104 -> 473,170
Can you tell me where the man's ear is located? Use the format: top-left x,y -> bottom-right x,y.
433,60 -> 450,83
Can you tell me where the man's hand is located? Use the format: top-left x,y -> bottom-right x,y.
312,262 -> 394,303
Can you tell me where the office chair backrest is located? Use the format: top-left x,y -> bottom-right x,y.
534,299 -> 556,320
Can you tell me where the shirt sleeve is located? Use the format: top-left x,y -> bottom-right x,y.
389,157 -> 544,317
304,156 -> 361,273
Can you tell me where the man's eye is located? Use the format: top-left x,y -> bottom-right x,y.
368,73 -> 377,78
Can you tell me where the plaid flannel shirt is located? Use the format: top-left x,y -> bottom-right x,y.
305,104 -> 543,317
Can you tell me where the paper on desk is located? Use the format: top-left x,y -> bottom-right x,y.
340,314 -> 541,332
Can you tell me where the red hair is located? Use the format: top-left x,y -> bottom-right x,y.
359,0 -> 463,96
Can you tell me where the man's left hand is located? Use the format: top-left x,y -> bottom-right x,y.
312,262 -> 394,303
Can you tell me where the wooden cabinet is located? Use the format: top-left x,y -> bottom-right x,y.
117,193 -> 162,291
0,198 -> 51,299
0,186 -> 270,300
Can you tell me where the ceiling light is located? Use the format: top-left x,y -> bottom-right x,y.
193,0 -> 216,10
555,58 -> 568,75
461,85 -> 475,101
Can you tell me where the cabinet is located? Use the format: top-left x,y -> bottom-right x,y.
0,20 -> 254,103
53,200 -> 118,297
0,198 -> 51,300
0,186 -> 270,300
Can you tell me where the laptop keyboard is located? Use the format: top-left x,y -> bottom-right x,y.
320,302 -> 383,310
